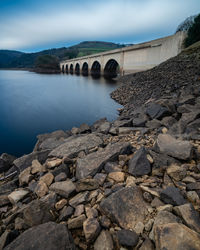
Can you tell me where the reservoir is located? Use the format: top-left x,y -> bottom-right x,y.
0,70 -> 122,156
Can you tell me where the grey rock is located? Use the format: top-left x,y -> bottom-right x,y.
174,203 -> 200,233
49,180 -> 76,198
154,223 -> 200,250
113,119 -> 132,128
68,214 -> 86,229
76,178 -> 99,192
100,186 -> 148,230
116,229 -> 139,247
104,162 -> 122,173
40,192 -> 57,208
14,150 -> 50,172
160,186 -> 187,206
8,189 -> 29,204
76,142 -> 131,179
54,172 -> 67,182
94,230 -> 113,250
4,222 -> 75,250
156,134 -> 192,160
187,182 -> 200,190
69,191 -> 89,208
0,179 -> 18,195
98,121 -> 111,134
50,163 -> 70,178
59,206 -> 74,221
146,103 -> 171,120
49,133 -> 103,158
83,218 -> 101,242
132,117 -> 146,127
94,173 -> 107,185
79,123 -> 90,133
146,119 -> 162,129
23,200 -> 54,227
128,147 -> 151,176
139,238 -> 154,250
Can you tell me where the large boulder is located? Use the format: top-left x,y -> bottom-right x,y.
160,186 -> 187,206
4,222 -> 76,250
49,134 -> 103,158
146,103 -> 171,120
154,223 -> 200,250
76,142 -> 131,179
155,134 -> 192,160
100,186 -> 148,230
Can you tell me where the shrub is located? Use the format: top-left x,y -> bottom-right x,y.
185,14 -> 200,47
35,55 -> 59,69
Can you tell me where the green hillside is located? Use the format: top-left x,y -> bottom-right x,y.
0,41 -> 124,69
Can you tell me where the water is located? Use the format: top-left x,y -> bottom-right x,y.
0,70 -> 122,157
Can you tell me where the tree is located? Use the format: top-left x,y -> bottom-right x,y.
35,55 -> 60,69
176,15 -> 197,33
185,14 -> 200,47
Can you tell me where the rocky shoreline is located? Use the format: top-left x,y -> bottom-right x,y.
0,42 -> 200,250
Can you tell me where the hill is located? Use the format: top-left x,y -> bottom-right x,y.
0,41 -> 124,69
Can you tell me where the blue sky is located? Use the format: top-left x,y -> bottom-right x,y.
0,0 -> 199,52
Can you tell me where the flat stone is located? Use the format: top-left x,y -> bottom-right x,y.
59,206 -> 74,221
94,173 -> 107,185
128,147 -> 151,177
156,134 -> 192,160
76,178 -> 99,192
69,191 -> 89,208
166,164 -> 187,181
46,158 -> 62,168
116,229 -> 139,247
154,223 -> 200,250
83,218 -> 101,242
76,142 -> 131,179
8,189 -> 29,204
100,186 -> 148,230
35,181 -> 48,198
14,150 -> 50,172
74,204 -> 84,217
40,192 -> 57,208
39,172 -> 54,186
174,203 -> 200,233
160,186 -> 187,205
68,214 -> 86,229
108,172 -> 125,182
49,180 -> 76,198
55,199 -> 67,210
4,222 -> 76,250
23,200 -> 54,227
94,230 -> 113,250
49,134 -> 103,158
31,159 -> 46,174
19,167 -> 33,186
54,172 -> 67,182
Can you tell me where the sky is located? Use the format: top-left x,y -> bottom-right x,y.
0,0 -> 199,52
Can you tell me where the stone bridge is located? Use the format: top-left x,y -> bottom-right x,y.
60,32 -> 185,78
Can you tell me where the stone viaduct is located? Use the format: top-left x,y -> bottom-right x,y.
60,32 -> 186,78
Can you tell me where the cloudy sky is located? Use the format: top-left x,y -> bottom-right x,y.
0,0 -> 199,52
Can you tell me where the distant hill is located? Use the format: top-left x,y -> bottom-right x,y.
0,41 -> 124,69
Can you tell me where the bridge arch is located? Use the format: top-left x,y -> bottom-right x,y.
70,64 -> 73,74
104,59 -> 120,78
82,62 -> 88,76
65,64 -> 68,73
61,65 -> 64,73
91,61 -> 101,77
75,63 -> 80,75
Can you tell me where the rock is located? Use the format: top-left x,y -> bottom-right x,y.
0,230 -> 19,250
149,211 -> 180,241
104,162 -> 122,173
13,150 -> 50,172
116,229 -> 139,247
55,199 -> 67,210
15,217 -> 27,230
154,223 -> 200,250
151,197 -> 164,208
4,222 -> 75,250
94,230 -> 113,250
143,192 -> 153,203
128,147 -> 151,177
0,195 -> 10,207
40,192 -> 57,208
187,182 -> 200,190
76,178 -> 99,192
156,134 -> 192,160
86,207 -> 98,218
146,119 -> 162,129
76,142 -> 131,179
146,103 -> 171,120
54,172 -> 67,182
160,186 -> 187,205
144,219 -> 154,232
79,123 -> 90,133
187,191 -> 199,203
166,164 -> 187,181
51,163 -> 70,178
100,186 -> 148,230
0,158 -> 10,174
157,204 -> 173,212
83,218 -> 101,242
132,117 -> 146,127
69,191 -> 89,208
46,158 -> 62,168
139,238 -> 154,250
108,172 -> 125,182
59,206 -> 74,221
8,189 -> 29,204
113,119 -> 132,127
31,159 -> 46,174
174,203 -> 200,233
74,204 -> 84,217
68,214 -> 86,229
49,134 -> 103,158
19,167 -> 33,186
23,200 -> 54,227
135,221 -> 144,234
35,181 -> 48,198
39,172 -> 54,186
100,216 -> 111,228
94,173 -> 107,185
98,121 -> 111,134
49,180 -> 76,198
125,176 -> 136,187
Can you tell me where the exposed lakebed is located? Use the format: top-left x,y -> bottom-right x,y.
0,70 -> 121,156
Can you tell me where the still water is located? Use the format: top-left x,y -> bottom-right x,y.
0,70 -> 122,156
